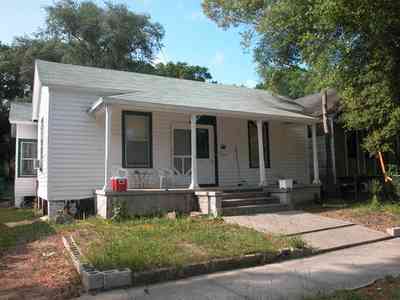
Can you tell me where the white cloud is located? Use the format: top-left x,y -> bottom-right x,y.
244,79 -> 257,88
211,51 -> 224,66
153,51 -> 168,65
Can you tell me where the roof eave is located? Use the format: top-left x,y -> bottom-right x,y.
97,97 -> 318,124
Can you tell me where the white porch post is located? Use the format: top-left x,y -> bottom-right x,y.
189,114 -> 199,189
257,120 -> 267,186
103,103 -> 112,191
311,123 -> 321,184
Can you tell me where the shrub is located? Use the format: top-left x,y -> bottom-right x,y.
288,236 -> 306,249
111,200 -> 129,222
369,179 -> 384,209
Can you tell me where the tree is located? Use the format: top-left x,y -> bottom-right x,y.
202,0 -> 400,154
154,62 -> 212,82
45,0 -> 164,70
256,66 -> 316,99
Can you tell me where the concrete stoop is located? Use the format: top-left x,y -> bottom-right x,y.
221,189 -> 287,216
222,203 -> 290,216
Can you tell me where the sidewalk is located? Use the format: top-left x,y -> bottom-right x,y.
76,237 -> 400,300
224,211 -> 391,251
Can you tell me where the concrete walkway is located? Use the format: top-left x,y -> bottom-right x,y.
224,211 -> 391,251
77,238 -> 400,300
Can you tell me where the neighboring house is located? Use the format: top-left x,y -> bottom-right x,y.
295,89 -> 392,196
12,60 -> 322,219
9,102 -> 38,207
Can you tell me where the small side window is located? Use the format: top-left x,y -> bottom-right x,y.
18,139 -> 37,177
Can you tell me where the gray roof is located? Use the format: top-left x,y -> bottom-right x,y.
295,89 -> 340,117
9,102 -> 33,123
36,60 -> 315,122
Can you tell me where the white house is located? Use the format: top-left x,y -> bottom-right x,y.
11,60 -> 321,219
9,102 -> 38,207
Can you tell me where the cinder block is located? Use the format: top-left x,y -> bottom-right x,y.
81,270 -> 104,291
103,268 -> 132,290
387,227 -> 400,237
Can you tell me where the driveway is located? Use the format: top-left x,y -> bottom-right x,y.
224,210 -> 392,251
76,238 -> 400,300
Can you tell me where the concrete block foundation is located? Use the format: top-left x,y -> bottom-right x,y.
95,189 -> 196,219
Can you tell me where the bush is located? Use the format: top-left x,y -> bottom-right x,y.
111,200 -> 129,222
370,179 -> 382,208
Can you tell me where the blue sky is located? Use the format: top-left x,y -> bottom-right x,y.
0,0 -> 260,87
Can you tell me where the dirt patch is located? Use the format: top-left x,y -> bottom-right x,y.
0,234 -> 82,300
359,276 -> 400,300
313,208 -> 400,232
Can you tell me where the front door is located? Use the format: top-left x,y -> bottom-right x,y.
172,124 -> 216,187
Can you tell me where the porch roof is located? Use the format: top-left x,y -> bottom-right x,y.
9,102 -> 34,124
96,92 -> 317,123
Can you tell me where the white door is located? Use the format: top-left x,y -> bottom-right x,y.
172,124 -> 215,187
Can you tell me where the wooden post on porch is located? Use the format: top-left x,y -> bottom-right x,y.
103,103 -> 112,191
257,120 -> 267,186
189,114 -> 199,189
312,123 -> 321,184
329,118 -> 337,184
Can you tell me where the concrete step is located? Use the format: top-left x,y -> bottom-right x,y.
222,197 -> 280,208
222,203 -> 289,216
221,192 -> 267,200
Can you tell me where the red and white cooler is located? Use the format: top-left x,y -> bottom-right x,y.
111,176 -> 128,192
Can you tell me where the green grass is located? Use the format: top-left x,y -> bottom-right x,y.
0,207 -> 306,272
70,217 -> 304,272
350,200 -> 400,216
0,221 -> 56,251
303,198 -> 400,217
0,207 -> 36,223
0,208 -> 55,252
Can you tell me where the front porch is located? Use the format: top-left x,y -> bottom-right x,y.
95,184 -> 321,218
90,99 -> 321,217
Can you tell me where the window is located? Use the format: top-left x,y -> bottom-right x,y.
248,121 -> 270,168
196,128 -> 210,159
173,129 -> 191,175
122,111 -> 152,168
18,139 -> 37,177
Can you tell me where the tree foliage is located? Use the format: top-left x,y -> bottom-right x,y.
203,0 -> 400,154
256,66 -> 316,99
45,0 -> 164,70
154,62 -> 212,82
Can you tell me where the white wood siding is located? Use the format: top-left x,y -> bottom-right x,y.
14,123 -> 37,207
217,118 -> 309,186
37,87 -> 49,200
48,88 -> 104,200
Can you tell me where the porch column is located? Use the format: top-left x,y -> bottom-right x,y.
189,114 -> 199,189
311,123 -> 321,184
257,120 -> 267,186
103,103 -> 112,191
329,118 -> 337,184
